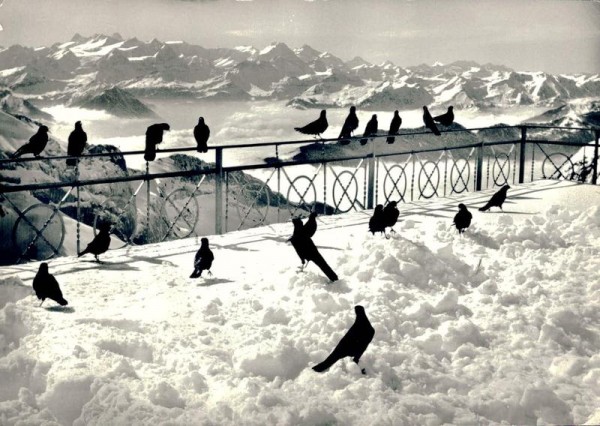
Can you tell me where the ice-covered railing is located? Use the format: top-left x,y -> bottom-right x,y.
0,125 -> 598,264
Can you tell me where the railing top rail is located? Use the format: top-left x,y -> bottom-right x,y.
0,124 -> 595,165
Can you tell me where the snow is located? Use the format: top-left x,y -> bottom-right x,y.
1,180 -> 599,424
0,66 -> 25,77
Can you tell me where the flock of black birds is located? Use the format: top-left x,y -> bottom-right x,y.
295,105 -> 454,141
28,182 -> 510,374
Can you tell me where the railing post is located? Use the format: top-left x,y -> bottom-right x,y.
367,143 -> 376,209
476,141 -> 484,191
593,129 -> 599,185
76,161 -> 81,255
215,147 -> 224,234
518,126 -> 527,184
146,161 -> 150,241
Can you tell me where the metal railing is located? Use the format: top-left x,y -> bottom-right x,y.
0,124 -> 598,264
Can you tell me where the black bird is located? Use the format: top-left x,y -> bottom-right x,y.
0,204 -> 5,218
78,222 -> 111,262
144,123 -> 171,162
433,106 -> 454,127
295,110 -> 328,139
190,237 -> 214,278
290,218 -> 338,282
33,263 -> 68,307
386,110 -> 402,144
383,201 -> 400,236
66,121 -> 87,166
312,305 -> 375,374
369,204 -> 386,236
194,117 -> 210,153
338,106 -> 359,145
12,125 -> 50,158
453,203 -> 472,234
479,185 -> 510,212
360,114 -> 378,146
423,106 -> 441,136
303,211 -> 318,238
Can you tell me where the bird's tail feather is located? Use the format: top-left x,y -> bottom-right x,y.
313,253 -> 338,282
479,203 -> 490,212
78,249 -> 88,258
312,354 -> 338,372
386,136 -> 395,144
12,147 -> 24,158
190,268 -> 202,279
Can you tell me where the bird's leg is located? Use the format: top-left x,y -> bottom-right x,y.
385,231 -> 391,240
94,255 -> 99,263
207,270 -> 213,277
39,299 -> 44,307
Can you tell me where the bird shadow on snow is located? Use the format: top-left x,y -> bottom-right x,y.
45,306 -> 75,313
464,231 -> 501,250
70,260 -> 140,272
127,255 -> 177,267
195,277 -> 234,287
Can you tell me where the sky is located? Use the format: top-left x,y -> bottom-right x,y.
0,0 -> 599,74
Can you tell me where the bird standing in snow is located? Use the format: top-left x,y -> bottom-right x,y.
144,123 -> 171,162
194,117 -> 210,153
360,114 -> 378,146
383,200 -> 400,237
479,185 -> 510,212
386,110 -> 402,144
33,263 -> 68,307
78,222 -> 111,262
422,106 -> 441,136
303,211 -> 318,238
290,218 -> 338,282
312,305 -> 375,374
369,204 -> 386,236
190,237 -> 214,278
433,106 -> 454,127
338,106 -> 359,145
295,110 -> 328,139
453,203 -> 472,234
67,121 -> 88,167
12,125 -> 50,158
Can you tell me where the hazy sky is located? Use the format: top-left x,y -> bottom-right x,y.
1,0 -> 599,74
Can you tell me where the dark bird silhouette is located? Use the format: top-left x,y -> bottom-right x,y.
369,204 -> 386,236
295,110 -> 328,139
194,117 -> 210,153
0,204 -> 5,218
386,110 -> 402,144
78,222 -> 111,262
453,203 -> 472,234
190,237 -> 214,278
312,305 -> 375,374
423,106 -> 441,136
144,123 -> 171,162
303,211 -> 318,238
66,121 -> 88,166
338,106 -> 359,145
290,218 -> 338,282
383,201 -> 400,236
33,263 -> 68,307
479,185 -> 510,212
12,125 -> 49,158
433,106 -> 454,126
360,114 -> 378,146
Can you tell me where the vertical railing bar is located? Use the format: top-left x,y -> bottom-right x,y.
519,126 -> 527,183
146,161 -> 151,241
323,162 -> 327,215
225,172 -> 229,233
76,160 -> 81,255
215,147 -> 223,235
593,130 -> 599,185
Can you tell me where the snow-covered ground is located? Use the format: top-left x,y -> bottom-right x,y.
1,179 -> 599,425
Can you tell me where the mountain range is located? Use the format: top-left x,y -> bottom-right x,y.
1,33 -> 599,115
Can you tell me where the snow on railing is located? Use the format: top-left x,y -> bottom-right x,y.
0,125 -> 598,264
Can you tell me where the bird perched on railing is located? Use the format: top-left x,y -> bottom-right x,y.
453,203 -> 472,234
33,263 -> 68,307
190,237 -> 214,278
289,218 -> 338,282
144,123 -> 171,161
386,110 -> 402,144
369,204 -> 386,236
434,106 -> 454,127
338,106 -> 359,145
312,305 -> 375,374
194,117 -> 210,153
303,211 -> 318,238
361,114 -> 378,146
383,200 -> 400,237
67,121 -> 87,167
79,222 -> 111,262
479,185 -> 510,211
294,110 -> 328,139
12,125 -> 49,158
423,106 -> 441,136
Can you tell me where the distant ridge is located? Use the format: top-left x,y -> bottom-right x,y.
76,87 -> 155,118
